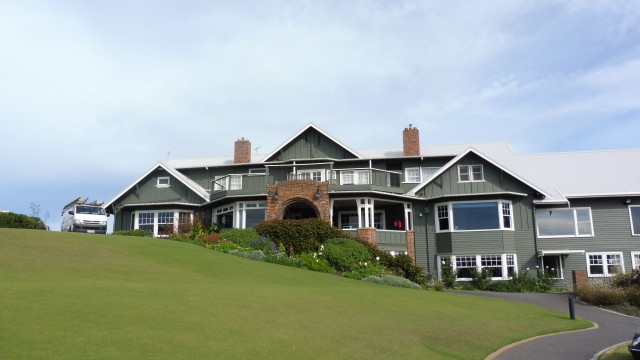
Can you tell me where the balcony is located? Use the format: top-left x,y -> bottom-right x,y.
209,167 -> 405,202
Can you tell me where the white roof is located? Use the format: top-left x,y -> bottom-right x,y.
154,139 -> 640,203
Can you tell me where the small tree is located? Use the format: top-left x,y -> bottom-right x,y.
440,259 -> 458,288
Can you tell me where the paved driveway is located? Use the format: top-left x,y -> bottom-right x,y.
452,291 -> 640,360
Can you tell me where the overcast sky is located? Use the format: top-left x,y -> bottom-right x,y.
1,0 -> 639,231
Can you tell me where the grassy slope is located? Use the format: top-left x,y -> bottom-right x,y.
0,229 -> 590,359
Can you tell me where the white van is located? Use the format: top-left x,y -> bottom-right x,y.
61,198 -> 108,234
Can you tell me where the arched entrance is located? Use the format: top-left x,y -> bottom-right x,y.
283,200 -> 319,220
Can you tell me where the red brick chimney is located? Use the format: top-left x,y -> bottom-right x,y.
234,138 -> 251,164
403,125 -> 420,156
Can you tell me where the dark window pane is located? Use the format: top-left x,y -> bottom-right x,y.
452,202 -> 499,230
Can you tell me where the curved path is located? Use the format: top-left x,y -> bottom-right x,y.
452,291 -> 640,360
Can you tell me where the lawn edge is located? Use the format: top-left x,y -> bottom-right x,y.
484,320 -> 598,360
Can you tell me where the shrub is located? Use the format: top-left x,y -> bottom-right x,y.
390,254 -> 430,286
214,240 -> 245,253
264,253 -> 304,268
202,232 -> 222,246
0,212 -> 46,230
440,260 -> 458,288
576,281 -> 626,306
323,238 -> 372,272
470,268 -> 493,291
228,249 -> 266,261
612,269 -> 640,289
535,267 -> 559,292
362,275 -> 421,289
508,270 -> 537,292
254,219 -> 351,254
298,252 -> 335,273
249,237 -> 278,254
112,229 -> 152,237
218,228 -> 260,247
343,263 -> 388,280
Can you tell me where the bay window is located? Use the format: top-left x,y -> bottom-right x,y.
535,208 -> 593,237
435,201 -> 513,232
441,254 -> 517,280
134,210 -> 193,237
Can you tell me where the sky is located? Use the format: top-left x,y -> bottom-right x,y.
1,0 -> 639,232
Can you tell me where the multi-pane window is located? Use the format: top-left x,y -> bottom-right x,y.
535,208 -> 593,237
298,169 -> 323,181
587,253 -> 623,277
388,172 -> 401,187
213,175 -> 243,191
138,212 -> 154,232
340,170 -> 370,185
437,205 -> 450,231
502,203 -> 512,229
444,254 -> 517,280
436,201 -> 514,232
157,212 -> 174,235
481,255 -> 503,277
229,175 -> 242,190
630,206 -> 640,235
135,210 -> 193,237
405,168 -> 421,183
458,165 -> 484,182
404,167 -> 440,183
455,255 -> 476,278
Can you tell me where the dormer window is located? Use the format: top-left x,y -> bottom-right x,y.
458,165 -> 484,182
157,177 -> 170,188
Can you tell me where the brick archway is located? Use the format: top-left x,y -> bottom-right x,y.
266,180 -> 330,221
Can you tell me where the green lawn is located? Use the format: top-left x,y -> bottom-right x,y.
0,229 -> 591,359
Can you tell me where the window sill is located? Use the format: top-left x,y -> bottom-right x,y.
436,229 -> 515,233
537,235 -> 594,239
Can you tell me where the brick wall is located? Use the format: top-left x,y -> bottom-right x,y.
234,138 -> 251,164
358,228 -> 377,246
403,126 -> 420,157
266,180 -> 330,221
572,270 -> 588,290
406,230 -> 416,263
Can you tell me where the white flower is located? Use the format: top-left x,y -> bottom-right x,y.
526,268 -> 530,271
551,268 -> 555,271
536,266 -> 539,268
376,257 -> 380,261
364,262 -> 368,266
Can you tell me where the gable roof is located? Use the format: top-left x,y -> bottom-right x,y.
407,147 -> 551,199
104,162 -> 210,210
261,123 -> 362,162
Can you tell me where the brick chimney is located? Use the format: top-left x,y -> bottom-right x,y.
403,124 -> 420,156
234,138 -> 251,163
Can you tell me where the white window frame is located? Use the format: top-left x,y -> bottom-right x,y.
156,177 -> 170,188
438,254 -> 518,281
404,166 -> 440,183
586,252 -> 624,277
404,167 -> 421,183
248,168 -> 266,175
213,201 -> 267,229
213,175 -> 243,191
340,170 -> 370,185
630,206 -> 640,236
535,207 -> 594,238
297,169 -> 324,181
338,210 -> 385,230
458,164 -> 484,182
435,200 -> 514,232
631,251 -> 640,270
133,210 -> 193,237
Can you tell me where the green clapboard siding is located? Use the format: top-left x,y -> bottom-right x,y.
418,153 -> 534,198
117,169 -> 204,207
268,128 -> 357,161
